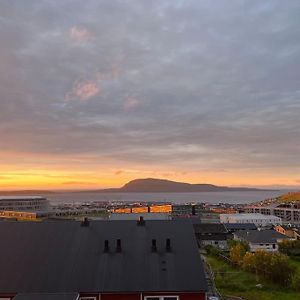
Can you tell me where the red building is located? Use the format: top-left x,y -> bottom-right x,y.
0,218 -> 207,300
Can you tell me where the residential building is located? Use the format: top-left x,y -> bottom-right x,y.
234,229 -> 291,252
199,212 -> 220,224
172,204 -> 204,216
193,223 -> 228,250
110,212 -> 170,220
245,203 -> 300,224
0,219 -> 207,300
220,213 -> 281,227
274,225 -> 300,240
224,223 -> 257,234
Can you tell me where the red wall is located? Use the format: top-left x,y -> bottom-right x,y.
101,294 -> 140,300
143,292 -> 206,300
100,292 -> 206,300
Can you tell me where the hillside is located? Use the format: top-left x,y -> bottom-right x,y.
93,178 -> 271,193
277,191 -> 300,203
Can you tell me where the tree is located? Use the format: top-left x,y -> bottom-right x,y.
230,241 -> 248,266
243,250 -> 271,281
279,240 -> 300,257
268,252 -> 294,286
292,271 -> 300,292
242,251 -> 294,286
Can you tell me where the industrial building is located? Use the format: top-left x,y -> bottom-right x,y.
0,196 -> 51,220
220,213 -> 282,227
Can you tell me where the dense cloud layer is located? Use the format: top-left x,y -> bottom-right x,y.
0,0 -> 299,187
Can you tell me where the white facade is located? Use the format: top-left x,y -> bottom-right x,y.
220,213 -> 281,227
0,196 -> 50,213
201,239 -> 228,250
248,242 -> 278,252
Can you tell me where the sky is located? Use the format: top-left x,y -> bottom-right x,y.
0,0 -> 300,190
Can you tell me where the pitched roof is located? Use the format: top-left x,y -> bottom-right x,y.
193,223 -> 228,234
0,220 -> 207,294
13,293 -> 79,300
224,223 -> 257,231
234,229 -> 290,244
198,234 -> 228,241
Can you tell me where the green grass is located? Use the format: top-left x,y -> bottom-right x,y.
290,257 -> 300,271
206,255 -> 300,300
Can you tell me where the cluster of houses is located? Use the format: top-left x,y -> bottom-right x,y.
193,213 -> 299,253
1,199 -> 299,300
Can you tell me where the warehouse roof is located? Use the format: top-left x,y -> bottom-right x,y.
193,223 -> 228,234
234,229 -> 290,244
224,223 -> 257,231
0,219 -> 207,294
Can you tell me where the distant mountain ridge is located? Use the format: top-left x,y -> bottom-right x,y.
0,178 -> 277,195
91,178 -> 275,193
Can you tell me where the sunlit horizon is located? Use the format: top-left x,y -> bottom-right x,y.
0,1 -> 299,192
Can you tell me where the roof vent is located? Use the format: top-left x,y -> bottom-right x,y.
166,238 -> 171,252
81,217 -> 90,227
137,216 -> 145,226
192,204 -> 196,216
151,239 -> 157,252
116,239 -> 122,253
104,240 -> 109,253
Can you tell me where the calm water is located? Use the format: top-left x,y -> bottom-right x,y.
45,190 -> 285,205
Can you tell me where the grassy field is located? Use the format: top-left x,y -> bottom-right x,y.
206,255 -> 300,300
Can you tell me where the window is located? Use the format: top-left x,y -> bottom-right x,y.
144,297 -> 179,300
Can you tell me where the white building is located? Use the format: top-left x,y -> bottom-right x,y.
234,229 -> 291,252
220,213 -> 281,227
0,196 -> 50,213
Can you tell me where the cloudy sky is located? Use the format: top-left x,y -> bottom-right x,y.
0,0 -> 300,190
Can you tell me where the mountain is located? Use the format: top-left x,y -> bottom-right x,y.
89,178 -> 275,193
0,190 -> 55,195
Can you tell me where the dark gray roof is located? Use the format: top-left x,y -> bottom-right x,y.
13,293 -> 79,300
224,223 -> 257,231
0,220 -> 207,294
197,234 -> 228,241
234,229 -> 290,244
193,223 -> 227,234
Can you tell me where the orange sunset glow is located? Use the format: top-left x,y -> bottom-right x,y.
0,0 -> 299,191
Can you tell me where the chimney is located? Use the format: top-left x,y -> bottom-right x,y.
151,239 -> 157,252
104,240 -> 109,253
192,204 -> 196,216
137,216 -> 145,226
116,239 -> 122,252
166,238 -> 171,252
81,217 -> 90,227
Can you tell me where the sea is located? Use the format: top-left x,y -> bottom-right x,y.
44,190 -> 286,205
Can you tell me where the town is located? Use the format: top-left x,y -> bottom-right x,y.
1,191 -> 300,299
